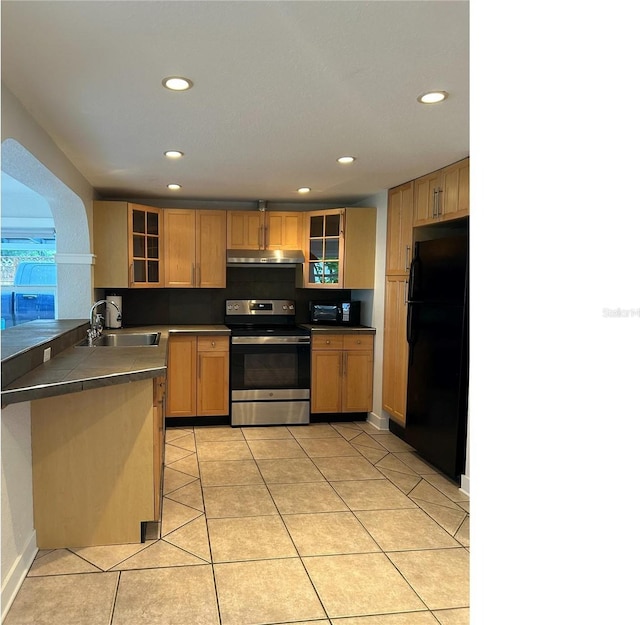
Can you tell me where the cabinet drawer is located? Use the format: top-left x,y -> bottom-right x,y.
343,334 -> 374,351
312,334 -> 344,350
197,336 -> 229,352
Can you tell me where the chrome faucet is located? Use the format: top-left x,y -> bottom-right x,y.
87,299 -> 121,345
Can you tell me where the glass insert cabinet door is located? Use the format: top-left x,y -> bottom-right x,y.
305,209 -> 345,287
129,205 -> 163,286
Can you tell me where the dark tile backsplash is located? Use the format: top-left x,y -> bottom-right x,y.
108,267 -> 352,327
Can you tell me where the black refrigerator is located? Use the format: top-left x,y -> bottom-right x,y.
404,230 -> 469,483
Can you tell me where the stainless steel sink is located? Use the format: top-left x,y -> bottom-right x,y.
76,332 -> 161,347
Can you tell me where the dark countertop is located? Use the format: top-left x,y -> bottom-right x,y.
1,322 -> 230,407
301,324 -> 376,334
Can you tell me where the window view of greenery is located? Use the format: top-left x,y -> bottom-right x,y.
1,233 -> 57,329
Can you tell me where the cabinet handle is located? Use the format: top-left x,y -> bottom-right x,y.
129,263 -> 134,287
405,245 -> 411,272
404,279 -> 408,305
432,189 -> 437,219
263,224 -> 268,250
197,265 -> 201,287
192,264 -> 195,287
438,187 -> 443,217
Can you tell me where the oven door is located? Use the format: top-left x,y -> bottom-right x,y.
230,337 -> 310,425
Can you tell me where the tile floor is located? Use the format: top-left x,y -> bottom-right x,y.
5,421 -> 470,625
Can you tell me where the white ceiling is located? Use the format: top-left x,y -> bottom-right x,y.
1,0 -> 469,206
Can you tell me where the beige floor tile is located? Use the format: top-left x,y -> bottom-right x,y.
163,516 -> 212,562
368,433 -> 415,452
168,431 -> 196,452
165,427 -> 193,443
202,484 -> 278,518
27,549 -> 101,576
354,444 -> 389,464
388,548 -> 469,610
288,423 -> 341,438
354,509 -> 460,551
246,438 -> 306,459
456,500 -> 470,513
331,423 -> 363,440
256,457 -> 326,483
409,479 -> 462,509
431,607 -> 470,625
161,498 -> 203,536
166,452 -> 200,478
313,455 -> 384,481
331,480 -> 417,511
283,511 -> 380,556
4,571 -> 118,625
164,479 -> 204,511
34,549 -> 54,559
112,565 -> 218,625
199,459 -> 264,486
112,539 -> 209,570
330,613 -> 439,624
70,542 -> 151,571
354,421 -> 385,434
194,425 -> 245,442
196,440 -> 252,461
164,443 -> 193,464
241,425 -> 293,439
350,431 -> 387,450
377,468 -> 421,494
454,516 -> 470,547
298,437 -> 360,457
303,553 -> 426,618
423,474 -> 469,503
162,466 -> 198,494
393,451 -> 441,475
215,558 -> 326,624
411,500 -> 466,537
268,482 -> 349,514
376,454 -> 419,476
208,515 -> 297,562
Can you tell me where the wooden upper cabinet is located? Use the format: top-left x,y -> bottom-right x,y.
164,209 -> 226,288
303,207 -> 376,289
94,201 -> 163,288
265,212 -> 302,250
227,211 -> 262,250
413,157 -> 470,226
385,181 -> 414,276
226,210 -> 302,251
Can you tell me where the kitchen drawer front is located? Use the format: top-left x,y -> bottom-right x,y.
312,335 -> 344,350
343,334 -> 374,351
197,336 -> 229,352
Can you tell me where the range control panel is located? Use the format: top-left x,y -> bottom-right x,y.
225,299 -> 296,316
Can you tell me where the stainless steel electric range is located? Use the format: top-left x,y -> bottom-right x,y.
225,299 -> 311,426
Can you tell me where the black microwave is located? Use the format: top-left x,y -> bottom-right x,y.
309,301 -> 361,326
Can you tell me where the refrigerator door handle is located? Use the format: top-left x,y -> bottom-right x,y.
407,252 -> 421,302
406,302 -> 419,365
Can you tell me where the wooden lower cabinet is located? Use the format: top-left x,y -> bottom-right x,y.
311,334 -> 374,414
166,334 -> 229,417
153,376 -> 166,520
31,379 -> 157,548
382,275 -> 409,426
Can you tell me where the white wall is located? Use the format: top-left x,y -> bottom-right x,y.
352,191 -> 389,431
1,81 -> 95,614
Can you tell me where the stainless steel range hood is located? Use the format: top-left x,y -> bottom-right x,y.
226,249 -> 305,267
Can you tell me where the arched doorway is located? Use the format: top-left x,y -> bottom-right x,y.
1,138 -> 93,320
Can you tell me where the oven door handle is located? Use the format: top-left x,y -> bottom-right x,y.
231,336 -> 311,345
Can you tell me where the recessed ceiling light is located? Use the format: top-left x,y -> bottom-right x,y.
167,183 -> 182,190
297,187 -> 311,194
164,150 -> 184,159
162,76 -> 193,91
337,156 -> 356,164
418,91 -> 448,104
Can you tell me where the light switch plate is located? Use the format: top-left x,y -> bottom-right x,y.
43,347 -> 51,362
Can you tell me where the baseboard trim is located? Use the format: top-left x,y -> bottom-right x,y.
366,411 -> 389,431
460,473 -> 470,497
1,530 -> 38,623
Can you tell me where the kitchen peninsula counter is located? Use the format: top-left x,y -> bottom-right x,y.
1,320 -> 230,407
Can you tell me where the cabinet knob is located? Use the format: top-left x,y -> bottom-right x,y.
325,339 -> 331,344
356,339 -> 361,344
211,341 -> 216,347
